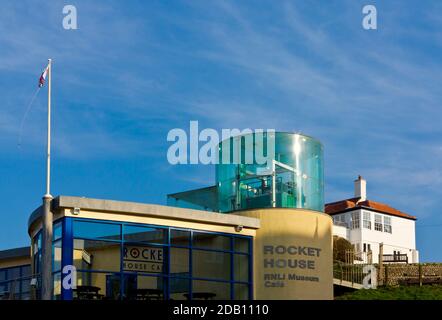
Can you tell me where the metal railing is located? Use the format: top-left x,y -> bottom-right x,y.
382,253 -> 408,263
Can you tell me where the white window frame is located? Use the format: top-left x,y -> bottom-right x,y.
351,212 -> 360,229
384,216 -> 392,233
363,211 -> 371,229
374,214 -> 383,231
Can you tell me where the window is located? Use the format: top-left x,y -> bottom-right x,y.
73,239 -> 121,272
374,214 -> 383,231
171,229 -> 190,246
169,277 -> 190,300
53,240 -> 62,272
124,225 -> 166,244
384,216 -> 392,233
351,212 -> 360,229
192,280 -> 230,300
170,248 -> 189,274
234,254 -> 249,282
363,211 -> 371,229
193,232 -> 231,251
0,265 -> 32,300
53,221 -> 62,241
61,218 -> 253,300
32,232 -> 42,276
73,221 -> 121,241
333,214 -> 347,227
234,237 -> 250,253
234,283 -> 250,300
192,250 -> 231,280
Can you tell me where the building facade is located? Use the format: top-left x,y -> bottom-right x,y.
0,132 -> 334,300
0,247 -> 31,300
326,176 -> 418,264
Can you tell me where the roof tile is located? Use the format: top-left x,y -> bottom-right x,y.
325,198 -> 416,220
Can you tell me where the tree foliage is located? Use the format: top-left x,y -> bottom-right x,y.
333,235 -> 353,262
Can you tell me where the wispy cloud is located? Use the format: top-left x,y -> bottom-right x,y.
1,0 -> 441,258
159,0 -> 442,223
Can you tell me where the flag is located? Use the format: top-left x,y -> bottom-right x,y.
38,64 -> 49,88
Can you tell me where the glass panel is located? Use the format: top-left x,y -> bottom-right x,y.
126,275 -> 165,300
34,252 -> 42,274
124,225 -> 166,244
122,244 -> 165,274
33,233 -> 42,254
21,277 -> 31,295
192,250 -> 230,280
170,247 -> 189,274
75,272 -> 117,300
53,273 -> 62,300
167,186 -> 218,212
234,254 -> 249,282
8,267 -> 20,280
9,280 -> 20,300
217,132 -> 324,212
384,216 -> 392,233
53,222 -> 62,241
351,212 -> 360,229
21,293 -> 31,300
73,239 -> 121,272
21,265 -> 31,278
0,270 -> 6,281
12,279 -> 21,297
375,214 -> 383,231
73,220 -> 121,241
171,229 -> 190,246
53,240 -> 62,272
234,283 -> 249,300
169,277 -> 190,300
193,232 -> 231,251
0,282 -> 10,295
192,280 -> 230,300
234,237 -> 250,253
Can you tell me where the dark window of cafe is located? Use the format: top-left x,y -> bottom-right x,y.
54,218 -> 253,300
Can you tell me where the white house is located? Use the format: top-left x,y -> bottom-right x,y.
326,176 -> 419,264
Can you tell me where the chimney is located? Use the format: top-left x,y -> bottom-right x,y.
354,175 -> 367,201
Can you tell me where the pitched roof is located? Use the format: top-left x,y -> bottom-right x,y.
325,197 -> 416,220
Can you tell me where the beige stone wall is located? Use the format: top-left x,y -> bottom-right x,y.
379,263 -> 442,286
239,208 -> 333,300
0,256 -> 30,269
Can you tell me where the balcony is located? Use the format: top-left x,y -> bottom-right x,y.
382,253 -> 408,263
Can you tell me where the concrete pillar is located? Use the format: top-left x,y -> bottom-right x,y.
41,194 -> 53,300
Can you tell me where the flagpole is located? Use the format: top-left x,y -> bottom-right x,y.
41,58 -> 53,300
46,58 -> 52,196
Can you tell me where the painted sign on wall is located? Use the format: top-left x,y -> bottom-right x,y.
262,244 -> 322,288
123,245 -> 164,273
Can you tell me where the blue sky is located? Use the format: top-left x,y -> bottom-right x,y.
0,0 -> 441,261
